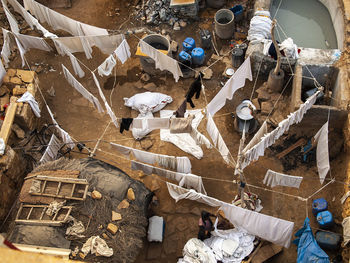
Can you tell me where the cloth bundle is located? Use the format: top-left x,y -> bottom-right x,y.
18,91 -> 41,117
247,10 -> 272,44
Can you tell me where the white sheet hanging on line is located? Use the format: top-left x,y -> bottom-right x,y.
39,134 -> 61,163
17,91 -> 41,117
1,29 -> 11,65
160,110 -> 210,159
131,117 -> 170,130
23,0 -> 108,36
115,39 -> 131,64
242,91 -> 320,170
243,121 -> 268,153
54,36 -> 92,59
62,64 -> 104,113
140,40 -> 183,82
2,0 -> 19,33
314,122 -> 330,184
0,58 -> 6,86
15,37 -> 26,67
14,32 -> 52,52
97,54 -> 116,77
263,169 -> 303,188
207,57 -> 252,116
167,182 -> 294,248
92,72 -> 119,129
6,0 -> 57,38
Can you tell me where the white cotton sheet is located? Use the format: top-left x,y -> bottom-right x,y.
1,29 -> 11,65
2,0 -> 19,33
314,122 -> 330,184
39,134 -> 60,163
115,39 -> 131,64
160,110 -> 208,159
62,64 -> 104,113
167,183 -> 295,248
206,57 -> 252,116
92,72 -> 119,129
243,121 -> 268,153
14,33 -> 52,52
0,59 -> 6,86
263,169 -> 303,188
140,40 -> 183,82
17,91 -> 41,117
15,37 -> 26,67
97,54 -> 116,77
176,156 -> 192,174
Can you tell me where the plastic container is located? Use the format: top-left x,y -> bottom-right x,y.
178,51 -> 192,65
312,198 -> 328,216
191,48 -> 205,65
200,30 -> 212,50
317,211 -> 334,229
230,5 -> 244,22
214,9 -> 235,40
315,231 -> 340,250
232,47 -> 244,68
182,37 -> 196,52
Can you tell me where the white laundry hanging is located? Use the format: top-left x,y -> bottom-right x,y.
0,59 -> 6,86
62,64 -> 104,113
314,122 -> 330,184
15,37 -> 26,67
6,0 -> 57,38
263,169 -> 303,188
2,0 -> 19,33
39,134 -> 61,163
92,72 -> 119,129
54,37 -> 92,59
14,32 -> 52,52
97,54 -> 116,77
46,105 -> 74,149
17,91 -> 41,117
139,40 -> 183,82
207,57 -> 252,116
23,0 -> 108,36
243,121 -> 268,153
131,117 -> 170,130
115,39 -> 131,64
176,156 -> 192,174
166,183 -> 294,248
1,29 -> 11,65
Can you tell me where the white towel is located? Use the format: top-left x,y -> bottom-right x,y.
263,169 -> 303,188
62,64 -> 104,113
115,39 -> 131,64
17,91 -> 41,117
314,122 -> 330,184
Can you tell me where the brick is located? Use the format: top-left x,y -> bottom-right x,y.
112,211 -> 122,221
127,188 -> 135,201
16,70 -> 35,83
10,77 -> 22,85
7,69 -> 16,77
91,190 -> 102,199
117,199 -> 129,209
107,223 -> 118,235
12,86 -> 26,96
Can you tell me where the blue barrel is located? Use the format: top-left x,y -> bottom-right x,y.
230,5 -> 244,22
178,51 -> 192,65
316,231 -> 340,250
182,37 -> 196,52
191,48 -> 205,65
312,198 -> 328,216
317,211 -> 334,229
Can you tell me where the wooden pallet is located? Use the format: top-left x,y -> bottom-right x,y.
29,176 -> 89,201
15,203 -> 72,226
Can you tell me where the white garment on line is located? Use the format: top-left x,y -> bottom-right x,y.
6,0 -> 57,38
39,134 -> 60,163
207,57 -> 252,116
3,0 -> 19,33
92,72 -> 119,129
314,122 -> 330,184
1,29 -> 11,65
263,169 -> 303,188
167,182 -> 294,248
190,127 -> 213,150
243,121 -> 268,153
97,54 -> 116,77
15,37 -> 26,67
23,0 -> 108,36
176,156 -> 192,174
140,40 -> 183,82
115,39 -> 131,64
242,91 -> 320,170
14,32 -> 52,52
62,64 -> 104,113
132,148 -> 157,165
131,117 -> 170,130
17,91 -> 41,117
0,59 -> 6,86
179,173 -> 207,195
46,105 -> 74,149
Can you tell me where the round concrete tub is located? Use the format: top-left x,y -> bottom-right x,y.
214,9 -> 235,40
139,34 -> 171,75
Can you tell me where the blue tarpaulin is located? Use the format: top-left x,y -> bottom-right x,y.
293,217 -> 329,263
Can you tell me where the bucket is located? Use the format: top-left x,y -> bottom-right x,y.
206,0 -> 226,9
200,29 -> 212,50
214,9 -> 235,40
232,47 -> 244,68
182,37 -> 196,52
230,5 -> 244,22
178,51 -> 192,65
191,48 -> 205,66
139,34 -> 170,75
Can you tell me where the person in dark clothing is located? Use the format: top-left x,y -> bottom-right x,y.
186,72 -> 204,108
197,211 -> 214,241
120,118 -> 133,133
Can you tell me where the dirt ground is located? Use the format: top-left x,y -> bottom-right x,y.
3,0 -> 349,262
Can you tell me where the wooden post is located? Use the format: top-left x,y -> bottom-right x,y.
271,20 -> 282,75
0,97 -> 18,146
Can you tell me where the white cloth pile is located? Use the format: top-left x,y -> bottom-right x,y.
140,40 -> 183,82
46,105 -> 75,149
110,142 -> 192,173
263,169 -> 303,188
178,238 -> 216,263
18,91 -> 41,117
124,92 -> 173,116
314,122 -> 330,184
62,64 -> 104,113
81,236 -> 113,257
66,216 -> 85,238
160,110 -> 211,159
131,160 -> 206,194
247,10 -> 272,44
242,91 -> 319,169
45,200 -> 65,216
280,38 -> 299,59
167,182 -> 294,248
39,134 -> 61,163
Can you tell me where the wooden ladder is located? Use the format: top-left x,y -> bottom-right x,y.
15,203 -> 72,226
30,176 -> 89,201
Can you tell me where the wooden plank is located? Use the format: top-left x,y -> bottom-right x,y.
12,244 -> 71,259
15,220 -> 64,226
39,207 -> 46,220
70,184 -> 76,198
26,207 -> 34,220
55,182 -> 61,196
82,184 -> 88,200
276,138 -> 306,159
41,180 -> 47,193
0,99 -> 17,145
15,203 -> 24,220
35,176 -> 88,185
30,192 -> 86,201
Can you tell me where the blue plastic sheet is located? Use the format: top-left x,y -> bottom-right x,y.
294,218 -> 329,263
